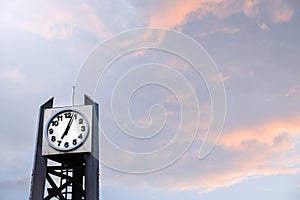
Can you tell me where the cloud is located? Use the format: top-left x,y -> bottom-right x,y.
219,118 -> 300,150
273,132 -> 291,151
3,0 -> 294,42
102,115 -> 300,193
145,0 -> 221,27
148,0 -> 222,27
286,86 -> 300,98
144,0 -> 233,27
245,0 -> 294,24
243,0 -> 260,17
3,69 -> 26,82
139,0 -> 295,34
272,8 -> 293,23
0,1 -> 298,199
199,26 -> 241,38
2,1 -> 110,40
269,0 -> 294,23
258,22 -> 270,31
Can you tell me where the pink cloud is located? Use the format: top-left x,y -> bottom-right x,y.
219,118 -> 300,150
146,0 -> 294,33
147,0 -> 223,27
10,2 -> 110,40
274,9 -> 294,22
269,0 -> 294,23
146,0 -> 244,28
102,115 -> 300,193
243,0 -> 260,17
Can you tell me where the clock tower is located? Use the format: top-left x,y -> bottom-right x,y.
29,95 -> 99,200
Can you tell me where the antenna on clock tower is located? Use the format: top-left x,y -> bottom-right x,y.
72,86 -> 75,107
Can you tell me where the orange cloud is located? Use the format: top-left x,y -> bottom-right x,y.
219,117 -> 300,150
148,0 -> 223,27
273,8 -> 293,23
243,0 -> 260,17
270,0 -> 294,23
147,0 -> 294,29
102,115 -> 300,193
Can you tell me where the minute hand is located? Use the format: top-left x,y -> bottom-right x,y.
61,113 -> 75,139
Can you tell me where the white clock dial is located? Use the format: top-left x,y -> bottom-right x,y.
46,109 -> 89,151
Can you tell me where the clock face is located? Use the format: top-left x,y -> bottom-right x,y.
46,109 -> 90,151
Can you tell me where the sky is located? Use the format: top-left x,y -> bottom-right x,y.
0,0 -> 300,199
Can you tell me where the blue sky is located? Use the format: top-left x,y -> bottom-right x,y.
1,0 -> 300,199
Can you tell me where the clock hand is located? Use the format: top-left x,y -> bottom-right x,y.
61,113 -> 75,139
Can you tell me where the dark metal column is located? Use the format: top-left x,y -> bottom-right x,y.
84,95 -> 100,200
29,98 -> 54,200
72,164 -> 84,200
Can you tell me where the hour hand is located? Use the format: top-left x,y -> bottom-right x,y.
61,113 -> 74,139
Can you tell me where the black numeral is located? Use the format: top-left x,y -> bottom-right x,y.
73,139 -> 77,145
79,118 -> 83,124
57,115 -> 63,121
64,142 -> 69,148
78,134 -> 83,139
57,140 -> 62,146
51,121 -> 59,126
51,136 -> 56,142
74,114 -> 77,120
81,126 -> 85,132
64,112 -> 72,118
49,128 -> 54,134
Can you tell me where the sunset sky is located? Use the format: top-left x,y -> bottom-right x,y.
1,0 -> 300,199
